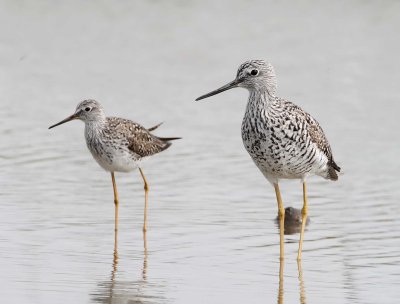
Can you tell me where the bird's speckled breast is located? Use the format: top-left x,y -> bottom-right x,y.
241,93 -> 327,182
84,123 -> 140,173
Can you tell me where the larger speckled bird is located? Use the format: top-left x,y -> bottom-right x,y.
196,60 -> 340,260
49,99 -> 180,233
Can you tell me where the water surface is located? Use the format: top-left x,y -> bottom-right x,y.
1,1 -> 399,303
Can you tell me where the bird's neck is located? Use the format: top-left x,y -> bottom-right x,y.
84,118 -> 107,139
247,88 -> 274,112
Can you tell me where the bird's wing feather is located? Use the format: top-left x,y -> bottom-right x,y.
303,113 -> 333,161
127,130 -> 169,157
279,99 -> 339,171
106,117 -> 169,157
148,122 -> 163,131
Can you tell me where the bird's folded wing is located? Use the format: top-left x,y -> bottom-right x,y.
127,130 -> 167,157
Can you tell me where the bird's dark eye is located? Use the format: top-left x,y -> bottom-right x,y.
250,69 -> 259,76
85,107 -> 91,112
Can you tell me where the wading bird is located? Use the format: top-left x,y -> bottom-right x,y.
196,60 -> 340,260
49,99 -> 180,233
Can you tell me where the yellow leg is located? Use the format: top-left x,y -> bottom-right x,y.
139,168 -> 149,232
274,183 -> 285,260
111,172 -> 119,233
297,182 -> 308,260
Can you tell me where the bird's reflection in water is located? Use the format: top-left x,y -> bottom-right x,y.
276,259 -> 307,304
91,231 -> 164,304
276,206 -> 308,303
297,260 -> 307,304
275,207 -> 310,235
111,230 -> 119,285
142,231 -> 148,281
277,259 -> 284,304
108,232 -> 119,301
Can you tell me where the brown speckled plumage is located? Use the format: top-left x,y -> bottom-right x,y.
52,99 -> 180,173
48,99 -> 179,233
104,117 -> 173,158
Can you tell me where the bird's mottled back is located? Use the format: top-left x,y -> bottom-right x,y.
105,117 -> 173,158
272,97 -> 341,180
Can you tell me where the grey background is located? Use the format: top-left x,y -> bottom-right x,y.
1,1 -> 399,303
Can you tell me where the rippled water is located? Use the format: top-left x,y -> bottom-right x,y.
1,1 -> 399,303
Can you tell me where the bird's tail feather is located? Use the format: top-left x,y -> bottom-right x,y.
331,160 -> 341,172
148,122 -> 163,131
327,166 -> 339,181
327,159 -> 341,181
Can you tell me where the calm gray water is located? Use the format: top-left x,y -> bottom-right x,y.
1,1 -> 399,303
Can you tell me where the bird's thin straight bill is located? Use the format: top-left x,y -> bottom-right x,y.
48,113 -> 78,129
195,78 -> 243,101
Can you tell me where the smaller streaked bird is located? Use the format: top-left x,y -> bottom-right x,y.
49,99 -> 180,233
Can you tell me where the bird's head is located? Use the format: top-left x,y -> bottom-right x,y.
49,99 -> 105,129
195,60 -> 277,101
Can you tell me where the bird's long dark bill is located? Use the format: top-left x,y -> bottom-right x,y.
195,78 -> 242,101
48,114 -> 77,129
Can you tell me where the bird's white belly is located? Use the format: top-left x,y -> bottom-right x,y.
99,154 -> 139,173
87,141 -> 141,173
